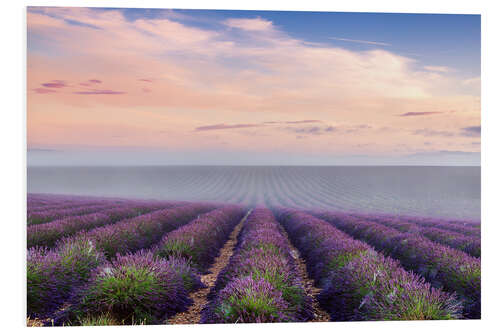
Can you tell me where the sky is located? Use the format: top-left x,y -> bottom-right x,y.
27,7 -> 481,166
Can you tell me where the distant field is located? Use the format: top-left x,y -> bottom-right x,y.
27,193 -> 480,326
28,166 -> 480,220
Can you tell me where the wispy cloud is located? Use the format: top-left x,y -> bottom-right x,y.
400,112 -> 443,117
328,37 -> 391,46
412,129 -> 455,137
224,18 -> 273,32
73,89 -> 126,95
461,126 -> 481,137
423,66 -> 451,73
195,123 -> 263,131
33,87 -> 57,94
80,79 -> 102,86
284,120 -> 322,124
195,120 -> 324,132
41,80 -> 68,88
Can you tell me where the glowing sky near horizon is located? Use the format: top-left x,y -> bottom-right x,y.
27,7 -> 481,165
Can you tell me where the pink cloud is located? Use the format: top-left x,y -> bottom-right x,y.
32,87 -> 57,94
73,89 -> 125,95
41,80 -> 67,88
80,79 -> 102,86
195,123 -> 263,131
139,79 -> 153,83
400,112 -> 443,117
284,120 -> 322,124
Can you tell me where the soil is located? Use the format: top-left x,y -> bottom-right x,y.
166,210 -> 250,325
285,237 -> 331,322
27,317 -> 45,327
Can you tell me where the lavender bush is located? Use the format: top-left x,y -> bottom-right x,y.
155,206 -> 245,272
62,251 -> 197,325
27,236 -> 107,318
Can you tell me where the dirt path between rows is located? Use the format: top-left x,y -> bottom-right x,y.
284,233 -> 331,322
167,210 -> 251,325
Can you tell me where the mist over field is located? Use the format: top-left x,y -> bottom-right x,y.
28,165 -> 480,220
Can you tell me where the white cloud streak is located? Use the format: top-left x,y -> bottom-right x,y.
328,36 -> 391,46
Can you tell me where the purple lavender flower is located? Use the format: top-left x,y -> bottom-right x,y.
207,277 -> 292,323
155,206 -> 246,272
64,251 -> 194,325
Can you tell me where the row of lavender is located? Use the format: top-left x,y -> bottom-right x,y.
312,211 -> 480,318
275,209 -> 463,321
27,203 -> 216,319
28,200 -> 147,225
27,193 -> 108,209
355,213 -> 481,237
352,213 -> 481,257
202,208 -> 313,323
28,198 -> 126,214
27,201 -> 186,248
29,204 -> 247,325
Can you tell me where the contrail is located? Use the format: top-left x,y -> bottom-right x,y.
328,37 -> 391,46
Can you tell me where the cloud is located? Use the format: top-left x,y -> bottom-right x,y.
80,79 -> 102,86
328,37 -> 391,46
73,89 -> 126,95
33,87 -> 57,94
262,120 -> 321,125
463,77 -> 480,86
399,112 -> 443,117
283,125 -> 341,135
289,126 -> 323,135
139,79 -> 153,83
224,18 -> 273,32
284,120 -> 322,124
461,126 -> 481,137
437,150 -> 480,156
41,80 -> 67,88
195,123 -> 263,131
423,66 -> 451,73
412,129 -> 455,137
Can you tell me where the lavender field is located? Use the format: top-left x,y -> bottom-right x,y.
27,192 -> 480,325
25,6 -> 483,327
28,166 -> 480,220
